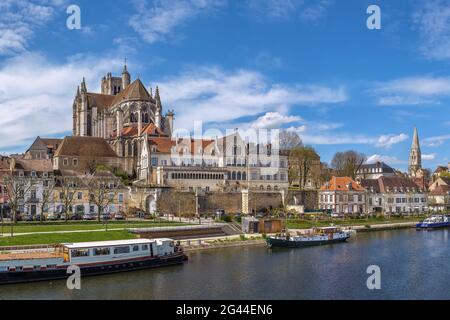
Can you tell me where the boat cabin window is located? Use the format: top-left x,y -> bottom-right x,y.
113,246 -> 130,254
93,247 -> 110,256
132,245 -> 139,252
71,249 -> 90,257
142,244 -> 149,251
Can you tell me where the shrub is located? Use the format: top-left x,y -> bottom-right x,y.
222,215 -> 232,222
239,234 -> 246,241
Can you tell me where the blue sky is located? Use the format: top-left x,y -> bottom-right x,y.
0,0 -> 450,171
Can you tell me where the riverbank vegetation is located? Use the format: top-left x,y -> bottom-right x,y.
286,215 -> 426,229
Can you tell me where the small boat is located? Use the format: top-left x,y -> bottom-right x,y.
0,238 -> 187,285
267,226 -> 351,248
416,215 -> 450,229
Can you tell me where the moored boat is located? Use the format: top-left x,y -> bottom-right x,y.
0,238 -> 187,285
416,215 -> 450,229
267,226 -> 351,248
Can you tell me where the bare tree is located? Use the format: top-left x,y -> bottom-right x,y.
288,146 -> 320,189
3,173 -> 35,224
55,175 -> 79,222
279,130 -> 303,151
331,150 -> 366,179
85,170 -> 121,222
39,178 -> 55,223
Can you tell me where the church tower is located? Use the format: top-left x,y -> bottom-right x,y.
122,63 -> 130,90
408,127 -> 422,177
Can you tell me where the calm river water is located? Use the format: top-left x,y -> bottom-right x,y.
2,228 -> 450,299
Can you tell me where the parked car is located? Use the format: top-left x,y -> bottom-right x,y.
70,213 -> 82,220
114,212 -> 125,220
83,213 -> 95,220
255,212 -> 266,219
101,213 -> 112,220
35,214 -> 46,221
331,213 -> 344,218
23,214 -> 34,221
46,213 -> 60,221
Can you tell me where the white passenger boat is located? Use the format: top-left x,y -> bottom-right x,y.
0,238 -> 187,285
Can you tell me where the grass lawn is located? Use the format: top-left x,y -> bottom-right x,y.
286,215 -> 426,229
0,230 -> 137,247
0,220 -> 190,234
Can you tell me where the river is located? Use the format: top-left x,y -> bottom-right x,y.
1,228 -> 450,299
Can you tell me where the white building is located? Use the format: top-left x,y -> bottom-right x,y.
361,176 -> 427,215
319,177 -> 367,215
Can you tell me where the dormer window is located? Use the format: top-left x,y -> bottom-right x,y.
31,171 -> 37,178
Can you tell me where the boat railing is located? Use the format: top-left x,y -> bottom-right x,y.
0,244 -> 56,253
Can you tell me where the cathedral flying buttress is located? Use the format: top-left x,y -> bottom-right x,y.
72,63 -> 174,176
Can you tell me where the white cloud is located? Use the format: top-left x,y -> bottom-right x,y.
375,133 -> 408,149
413,0 -> 450,60
0,52 -> 122,152
286,125 -> 307,133
251,112 -> 301,129
0,0 -> 66,55
423,134 -> 450,147
157,66 -> 347,130
422,153 -> 437,161
246,0 -> 332,23
366,154 -> 407,165
129,0 -> 225,44
295,133 -> 376,145
374,76 -> 450,106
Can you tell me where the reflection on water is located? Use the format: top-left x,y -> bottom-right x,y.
1,228 -> 450,299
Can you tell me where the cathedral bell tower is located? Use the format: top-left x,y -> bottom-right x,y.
408,127 -> 422,177
122,62 -> 130,90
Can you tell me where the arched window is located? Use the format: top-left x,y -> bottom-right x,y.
232,171 -> 236,180
127,142 -> 132,156
133,141 -> 138,156
267,185 -> 272,191
237,172 -> 241,180
130,113 -> 135,123
144,113 -> 149,123
260,185 -> 264,191
242,172 -> 246,181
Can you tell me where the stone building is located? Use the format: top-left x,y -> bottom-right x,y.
428,186 -> 450,212
361,176 -> 427,215
52,136 -> 122,174
356,161 -> 395,180
318,177 -> 366,215
24,137 -> 62,160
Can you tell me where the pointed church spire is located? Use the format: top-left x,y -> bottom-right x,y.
412,127 -> 420,150
155,86 -> 161,106
81,77 -> 87,93
409,127 -> 422,177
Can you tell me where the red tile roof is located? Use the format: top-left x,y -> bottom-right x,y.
320,176 -> 365,191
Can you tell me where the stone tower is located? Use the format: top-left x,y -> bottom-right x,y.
408,127 -> 422,177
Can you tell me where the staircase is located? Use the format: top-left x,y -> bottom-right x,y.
222,222 -> 243,235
